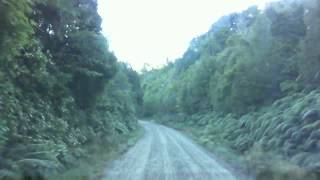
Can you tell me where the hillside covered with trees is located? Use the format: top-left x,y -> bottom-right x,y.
0,0 -> 142,178
142,0 -> 320,178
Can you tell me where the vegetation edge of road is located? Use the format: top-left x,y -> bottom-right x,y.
156,118 -> 320,180
50,125 -> 145,180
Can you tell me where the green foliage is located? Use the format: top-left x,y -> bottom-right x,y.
156,90 -> 320,179
245,145 -> 318,180
0,0 -> 34,61
0,0 -> 143,178
142,0 -> 309,116
299,0 -> 320,87
65,31 -> 117,108
142,0 -> 320,177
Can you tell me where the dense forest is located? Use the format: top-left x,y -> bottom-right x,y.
0,0 -> 142,179
2,0 -> 320,179
142,0 -> 320,178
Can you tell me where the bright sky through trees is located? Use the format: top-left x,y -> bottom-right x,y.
98,0 -> 279,70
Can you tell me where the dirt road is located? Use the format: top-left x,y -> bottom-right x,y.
102,121 -> 237,180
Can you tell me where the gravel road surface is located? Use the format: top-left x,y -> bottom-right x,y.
103,121 -> 237,180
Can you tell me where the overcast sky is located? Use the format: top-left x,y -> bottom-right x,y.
98,0 -> 278,70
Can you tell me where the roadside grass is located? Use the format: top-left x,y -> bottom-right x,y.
49,126 -> 144,180
244,145 -> 319,180
165,120 -> 319,180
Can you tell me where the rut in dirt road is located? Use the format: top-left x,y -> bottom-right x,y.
102,121 -> 237,180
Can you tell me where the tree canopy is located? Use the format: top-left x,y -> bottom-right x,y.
0,0 -> 142,178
